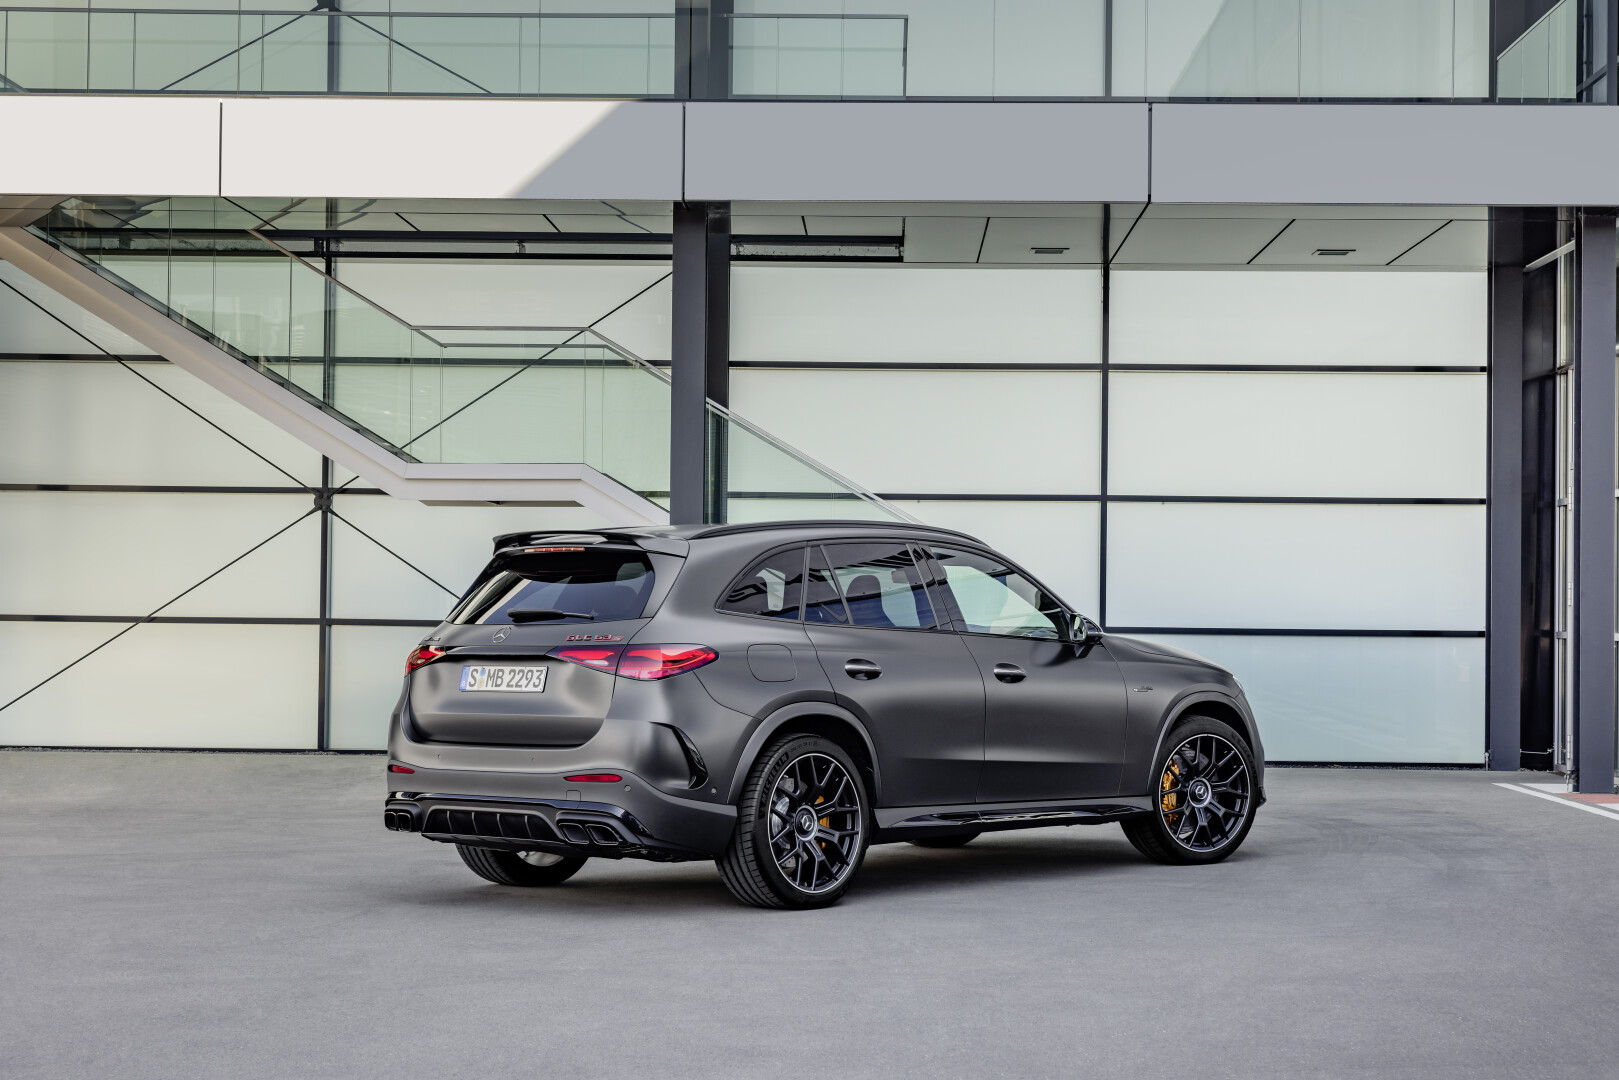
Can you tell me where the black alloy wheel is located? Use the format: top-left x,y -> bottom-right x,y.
1122,716 -> 1257,865
718,735 -> 869,909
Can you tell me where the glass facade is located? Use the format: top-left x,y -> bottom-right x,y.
0,198 -> 1492,763
0,0 -> 1574,102
727,202 -> 1488,763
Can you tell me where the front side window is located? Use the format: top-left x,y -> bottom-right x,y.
929,546 -> 1066,639
821,542 -> 937,630
450,548 -> 655,625
719,547 -> 806,619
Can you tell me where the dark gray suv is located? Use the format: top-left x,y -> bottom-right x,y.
383,520 -> 1264,908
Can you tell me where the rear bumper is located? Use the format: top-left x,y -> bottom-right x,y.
383,768 -> 736,861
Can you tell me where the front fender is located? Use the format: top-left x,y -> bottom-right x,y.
1135,689 -> 1264,800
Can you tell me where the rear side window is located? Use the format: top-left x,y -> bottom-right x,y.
821,542 -> 937,630
719,547 -> 806,619
450,548 -> 655,625
804,545 -> 849,624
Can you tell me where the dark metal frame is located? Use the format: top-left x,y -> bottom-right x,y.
1572,212 -> 1617,791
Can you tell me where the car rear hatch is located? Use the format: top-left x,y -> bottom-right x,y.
407,540 -> 674,748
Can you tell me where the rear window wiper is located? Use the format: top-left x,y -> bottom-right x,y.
506,609 -> 595,623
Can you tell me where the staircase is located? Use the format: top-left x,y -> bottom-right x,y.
0,197 -> 910,527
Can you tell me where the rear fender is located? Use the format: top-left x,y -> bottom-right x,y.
724,702 -> 884,806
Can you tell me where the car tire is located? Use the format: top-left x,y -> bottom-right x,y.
717,734 -> 870,910
1122,715 -> 1259,866
907,831 -> 981,849
457,844 -> 587,886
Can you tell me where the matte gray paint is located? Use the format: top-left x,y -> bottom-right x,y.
388,523 -> 1259,859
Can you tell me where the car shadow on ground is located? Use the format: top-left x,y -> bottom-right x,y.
385,828 -> 1180,913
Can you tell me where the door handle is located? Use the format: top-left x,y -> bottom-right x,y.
993,663 -> 1026,683
844,658 -> 882,681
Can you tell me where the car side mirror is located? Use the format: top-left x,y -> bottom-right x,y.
1070,614 -> 1103,647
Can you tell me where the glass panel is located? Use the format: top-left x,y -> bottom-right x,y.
328,495 -> 608,621
328,623 -> 424,751
730,368 -> 1102,496
1109,372 -> 1486,498
930,545 -> 1065,638
0,621 -> 318,749
888,499 -> 1100,619
0,6 -> 677,97
731,266 -> 1102,365
1111,270 -> 1487,367
822,541 -> 936,629
719,546 -> 807,620
1136,634 -> 1484,764
0,491 -> 319,618
1495,0 -> 1577,101
0,359 -> 321,487
1112,0 -> 1490,100
1107,502 -> 1486,630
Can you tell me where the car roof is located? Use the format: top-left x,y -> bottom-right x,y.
491,519 -> 984,552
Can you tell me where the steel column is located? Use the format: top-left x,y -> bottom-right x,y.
1572,211 -> 1617,792
1488,210 -> 1526,770
670,202 -> 731,525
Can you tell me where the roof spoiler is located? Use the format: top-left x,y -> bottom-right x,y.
491,530 -> 689,557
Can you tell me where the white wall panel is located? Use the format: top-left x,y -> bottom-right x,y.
0,261 -> 156,355
329,624 -> 425,751
1108,503 -> 1485,630
0,360 -> 322,487
1139,634 -> 1484,764
0,622 -> 317,749
894,499 -> 1101,619
732,266 -> 1100,365
221,99 -> 684,200
330,496 -> 607,620
0,96 -> 222,195
0,492 -> 319,617
1109,372 -> 1486,497
730,369 -> 1101,494
1111,270 -> 1487,367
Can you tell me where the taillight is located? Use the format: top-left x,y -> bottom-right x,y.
564,773 -> 623,783
617,645 -> 718,681
405,645 -> 446,673
545,644 -> 717,681
389,764 -> 415,774
548,645 -> 625,670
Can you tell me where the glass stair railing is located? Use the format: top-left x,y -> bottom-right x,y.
0,6 -> 677,96
29,197 -> 913,524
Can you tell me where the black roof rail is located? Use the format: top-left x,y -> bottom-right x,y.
686,519 -> 982,544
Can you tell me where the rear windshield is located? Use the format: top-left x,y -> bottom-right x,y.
449,548 -> 655,625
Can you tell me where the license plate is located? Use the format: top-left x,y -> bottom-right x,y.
459,665 -> 548,693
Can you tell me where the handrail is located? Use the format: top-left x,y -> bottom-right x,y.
35,208 -> 914,522
422,321 -> 918,523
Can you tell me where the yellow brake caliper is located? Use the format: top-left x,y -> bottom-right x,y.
816,796 -> 829,848
1160,761 -> 1183,824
